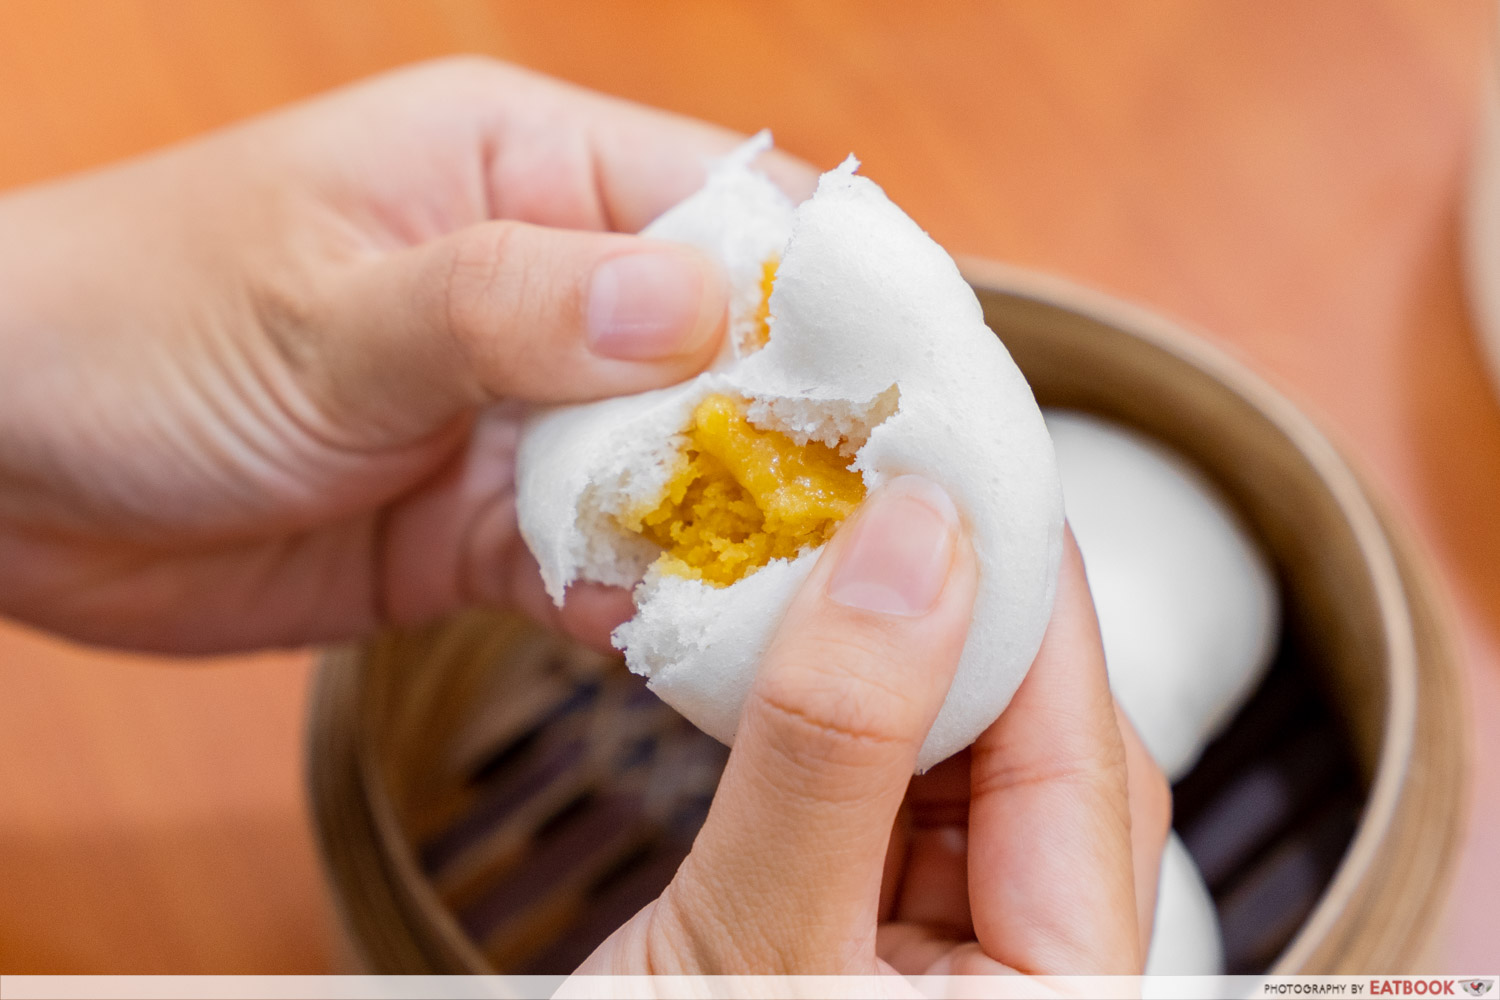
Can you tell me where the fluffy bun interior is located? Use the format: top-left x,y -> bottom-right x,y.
571,384 -> 900,592
621,393 -> 868,586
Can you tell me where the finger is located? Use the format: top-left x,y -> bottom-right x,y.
658,475 -> 978,972
895,824 -> 972,939
314,221 -> 729,439
369,407 -> 636,653
1117,703 -> 1172,959
890,753 -> 974,935
506,554 -> 637,655
879,806 -> 911,923
967,528 -> 1140,974
277,58 -> 819,234
876,924 -> 968,976
582,94 -> 821,230
473,61 -> 821,231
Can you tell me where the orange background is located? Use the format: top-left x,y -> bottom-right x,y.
0,0 -> 1496,971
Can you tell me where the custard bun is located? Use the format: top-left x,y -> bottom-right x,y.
516,134 -> 1064,772
1144,832 -> 1225,977
1045,409 -> 1280,781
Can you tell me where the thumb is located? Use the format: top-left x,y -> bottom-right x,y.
310,221 -> 727,441
657,475 -> 979,973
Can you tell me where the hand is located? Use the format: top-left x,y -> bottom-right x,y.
579,483 -> 1171,976
0,58 -> 816,653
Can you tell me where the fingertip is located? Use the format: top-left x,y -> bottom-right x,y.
1059,521 -> 1089,593
556,582 -> 637,652
1042,520 -> 1107,666
506,552 -> 635,655
760,149 -> 821,202
683,243 -> 730,364
584,242 -> 727,364
823,475 -> 962,618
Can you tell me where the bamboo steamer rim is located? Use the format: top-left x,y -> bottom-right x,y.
959,258 -> 1419,971
309,260 -> 1466,973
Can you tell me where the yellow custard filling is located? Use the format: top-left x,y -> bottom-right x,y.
621,394 -> 866,586
747,256 -> 778,351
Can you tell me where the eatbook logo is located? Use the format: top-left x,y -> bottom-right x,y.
1462,981 -> 1495,998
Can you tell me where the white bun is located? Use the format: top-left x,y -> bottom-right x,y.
1144,832 -> 1225,976
1045,409 -> 1279,781
517,136 -> 1064,772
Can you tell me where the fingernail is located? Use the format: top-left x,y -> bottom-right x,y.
587,250 -> 714,360
826,476 -> 959,616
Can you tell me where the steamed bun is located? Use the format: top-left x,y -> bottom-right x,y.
1045,409 -> 1279,781
516,134 -> 1064,772
1144,833 -> 1225,976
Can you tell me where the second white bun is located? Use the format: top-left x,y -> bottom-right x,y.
1144,832 -> 1225,976
1045,409 -> 1280,781
517,136 -> 1064,772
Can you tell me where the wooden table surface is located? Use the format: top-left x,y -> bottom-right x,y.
1,0 -> 1496,972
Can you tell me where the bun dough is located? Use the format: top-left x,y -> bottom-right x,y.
517,135 -> 1063,772
1045,409 -> 1280,781
1144,832 -> 1225,976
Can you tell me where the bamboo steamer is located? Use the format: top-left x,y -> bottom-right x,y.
308,264 -> 1468,974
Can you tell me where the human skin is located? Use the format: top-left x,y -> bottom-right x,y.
0,57 -> 812,654
582,521 -> 1163,975
0,58 -> 1167,972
